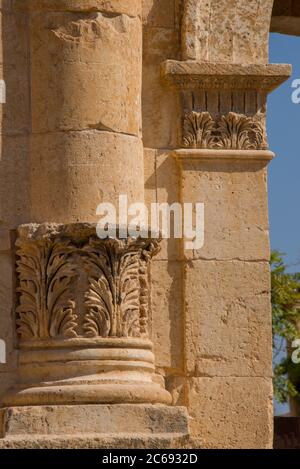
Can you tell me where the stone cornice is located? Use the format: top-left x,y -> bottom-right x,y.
162,61 -> 292,92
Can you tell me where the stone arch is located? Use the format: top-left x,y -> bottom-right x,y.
271,0 -> 300,36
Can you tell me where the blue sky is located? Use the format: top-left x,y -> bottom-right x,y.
269,33 -> 300,415
268,34 -> 300,273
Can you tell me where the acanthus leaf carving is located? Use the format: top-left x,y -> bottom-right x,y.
83,239 -> 146,339
215,112 -> 265,150
15,225 -> 160,343
182,111 -> 267,150
84,277 -> 113,338
16,238 -> 78,341
183,111 -> 215,149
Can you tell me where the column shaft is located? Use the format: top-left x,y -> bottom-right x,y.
26,0 -> 144,222
4,1 -> 171,407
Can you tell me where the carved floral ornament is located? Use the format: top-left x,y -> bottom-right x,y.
15,224 -> 159,342
182,111 -> 268,150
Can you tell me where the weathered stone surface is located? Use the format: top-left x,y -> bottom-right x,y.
162,61 -> 292,92
177,151 -> 271,262
142,17 -> 180,148
144,147 -> 157,210
0,64 -> 30,136
151,260 -> 183,371
0,10 -> 29,66
184,260 -> 272,377
181,0 -> 275,64
0,373 -> 17,403
0,433 -> 191,449
0,403 -> 191,448
0,253 -> 17,374
144,148 -> 181,261
0,229 -> 11,252
188,377 -> 273,449
0,0 -> 292,450
1,404 -> 189,436
30,11 -> 142,135
30,132 -> 144,222
0,136 -> 30,227
142,0 -> 176,29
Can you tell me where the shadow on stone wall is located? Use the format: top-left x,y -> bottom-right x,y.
0,0 -> 31,400
274,417 -> 300,449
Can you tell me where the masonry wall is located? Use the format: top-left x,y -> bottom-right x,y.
0,0 -> 292,449
0,0 -> 30,401
143,0 -> 274,448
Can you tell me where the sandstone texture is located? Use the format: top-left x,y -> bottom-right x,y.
0,0 -> 296,450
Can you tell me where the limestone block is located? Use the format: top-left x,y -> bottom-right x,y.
0,433 -> 190,449
0,403 -> 191,448
0,229 -> 11,252
142,0 -> 176,29
165,375 -> 187,407
209,0 -> 235,63
0,253 -> 12,313
144,148 -> 181,260
142,25 -> 180,148
0,63 -> 30,136
0,10 -> 29,66
145,149 -> 181,262
1,404 -> 189,436
233,1 -> 270,64
0,135 -> 30,227
181,0 -> 274,64
151,260 -> 183,371
184,260 -> 273,377
187,376 -> 273,448
180,158 -> 270,261
181,0 -> 211,61
0,373 -> 17,403
155,150 -> 181,261
0,253 -> 18,372
30,11 -> 142,135
30,131 -> 144,222
144,147 -> 157,209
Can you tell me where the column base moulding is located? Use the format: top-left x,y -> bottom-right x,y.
0,404 -> 192,449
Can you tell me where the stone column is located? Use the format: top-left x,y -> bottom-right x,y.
4,0 -> 171,408
27,0 -> 145,220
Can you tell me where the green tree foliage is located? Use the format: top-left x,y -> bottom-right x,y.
271,250 -> 300,404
